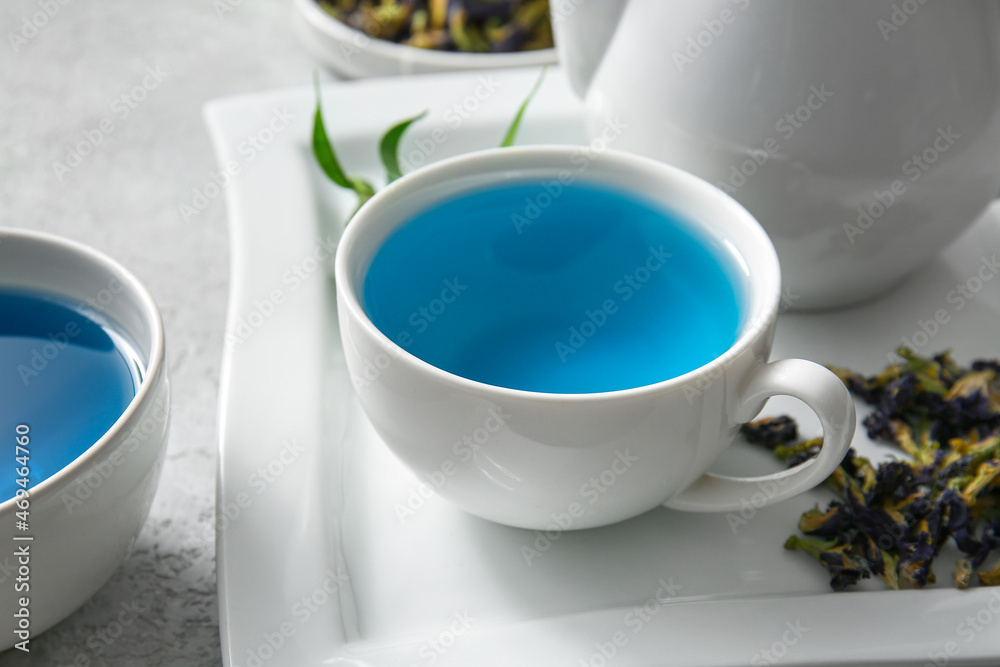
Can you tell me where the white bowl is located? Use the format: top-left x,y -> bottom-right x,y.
0,228 -> 169,651
292,0 -> 558,78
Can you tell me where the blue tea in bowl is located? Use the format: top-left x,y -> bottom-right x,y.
363,180 -> 745,394
1,290 -> 142,501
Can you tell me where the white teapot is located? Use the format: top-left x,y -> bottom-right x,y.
552,0 -> 1000,309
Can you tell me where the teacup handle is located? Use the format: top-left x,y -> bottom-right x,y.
664,359 -> 856,512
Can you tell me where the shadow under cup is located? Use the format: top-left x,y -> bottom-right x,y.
336,146 -> 785,529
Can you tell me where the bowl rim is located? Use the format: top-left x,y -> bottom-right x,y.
294,0 -> 558,68
0,227 -> 167,514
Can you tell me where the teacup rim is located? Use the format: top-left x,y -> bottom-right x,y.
0,227 -> 167,513
335,144 -> 782,402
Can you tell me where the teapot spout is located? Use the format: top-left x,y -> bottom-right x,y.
550,0 -> 628,98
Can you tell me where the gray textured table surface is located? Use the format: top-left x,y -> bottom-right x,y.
0,1 -> 314,664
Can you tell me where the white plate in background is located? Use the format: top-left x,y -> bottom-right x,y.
207,68 -> 1000,667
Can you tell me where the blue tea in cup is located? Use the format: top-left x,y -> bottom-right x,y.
363,180 -> 745,394
1,289 -> 142,501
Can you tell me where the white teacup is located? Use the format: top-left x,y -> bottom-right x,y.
335,146 -> 854,530
0,229 -> 169,650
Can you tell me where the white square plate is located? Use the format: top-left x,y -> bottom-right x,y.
206,68 -> 1000,667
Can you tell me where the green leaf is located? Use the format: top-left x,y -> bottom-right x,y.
378,110 -> 428,184
499,65 -> 547,147
312,73 -> 351,189
312,72 -> 376,208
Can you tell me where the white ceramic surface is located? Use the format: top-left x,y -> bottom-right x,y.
552,0 -> 1000,309
292,0 -> 557,78
0,229 -> 170,652
209,70 -> 1000,666
336,145 -> 855,528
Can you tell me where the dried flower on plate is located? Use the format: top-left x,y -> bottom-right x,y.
743,348 -> 1000,591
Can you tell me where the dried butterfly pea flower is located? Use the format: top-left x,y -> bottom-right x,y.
829,365 -> 876,404
740,415 -> 798,447
866,537 -> 901,590
485,0 -> 552,52
778,439 -> 823,468
955,558 -> 974,588
973,359 -> 1000,375
980,558 -> 1000,585
797,503 -> 850,537
784,535 -> 872,591
317,0 -> 554,53
447,7 -> 490,52
429,0 -> 447,29
962,459 -> 1000,505
752,349 -> 1000,591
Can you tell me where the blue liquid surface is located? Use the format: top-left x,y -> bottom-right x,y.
364,181 -> 744,394
1,290 -> 138,502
